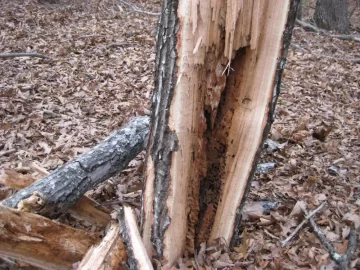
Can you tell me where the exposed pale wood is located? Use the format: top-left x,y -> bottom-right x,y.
0,205 -> 98,270
209,0 -> 295,245
1,116 -> 150,217
119,206 -> 153,270
77,223 -> 127,270
142,0 -> 299,267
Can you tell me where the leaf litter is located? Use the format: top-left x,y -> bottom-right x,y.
0,0 -> 359,269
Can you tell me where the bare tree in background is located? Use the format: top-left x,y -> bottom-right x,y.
314,0 -> 349,33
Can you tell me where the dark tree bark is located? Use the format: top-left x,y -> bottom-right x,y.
1,116 -> 149,217
297,0 -> 303,20
314,0 -> 349,34
141,0 -> 300,268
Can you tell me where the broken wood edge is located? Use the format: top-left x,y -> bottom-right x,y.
0,205 -> 99,270
77,223 -> 127,270
119,206 -> 153,270
0,52 -> 51,59
1,116 -> 150,217
296,19 -> 360,42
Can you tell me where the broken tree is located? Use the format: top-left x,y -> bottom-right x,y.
142,0 -> 300,268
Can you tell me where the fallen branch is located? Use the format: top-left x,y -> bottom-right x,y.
1,116 -> 150,217
77,223 -> 127,270
118,206 -> 153,270
0,205 -> 98,270
0,52 -> 51,59
305,208 -> 358,269
281,202 -> 327,247
296,19 -> 360,42
1,168 -> 111,228
118,0 -> 160,16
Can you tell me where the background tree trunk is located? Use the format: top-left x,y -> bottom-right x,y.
141,0 -> 300,268
297,0 -> 303,19
314,0 -> 349,34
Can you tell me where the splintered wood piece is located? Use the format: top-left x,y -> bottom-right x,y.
1,116 -> 149,217
119,206 -> 153,270
142,0 -> 300,267
77,223 -> 127,270
69,196 -> 111,228
0,205 -> 99,270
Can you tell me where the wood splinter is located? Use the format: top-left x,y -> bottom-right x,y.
119,206 -> 153,270
77,223 -> 127,270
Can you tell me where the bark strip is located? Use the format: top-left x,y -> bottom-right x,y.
1,116 -> 150,217
0,205 -> 98,270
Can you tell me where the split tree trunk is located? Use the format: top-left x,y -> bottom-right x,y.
142,0 -> 300,268
313,0 -> 349,34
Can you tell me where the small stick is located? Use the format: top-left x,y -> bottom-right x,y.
0,53 -> 51,59
281,202 -> 327,247
77,34 -> 104,39
106,42 -> 138,48
118,0 -> 160,16
0,149 -> 16,158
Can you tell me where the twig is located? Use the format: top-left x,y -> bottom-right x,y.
305,209 -> 358,269
322,56 -> 360,64
0,149 -> 16,158
118,0 -> 160,16
0,53 -> 51,59
106,42 -> 137,48
296,19 -> 360,42
281,202 -> 327,247
77,34 -> 104,39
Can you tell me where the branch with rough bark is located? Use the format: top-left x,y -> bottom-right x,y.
0,52 -> 51,59
296,19 -> 360,42
1,116 -> 150,217
1,167 -> 111,228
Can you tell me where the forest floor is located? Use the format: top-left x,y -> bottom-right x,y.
0,0 -> 359,269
